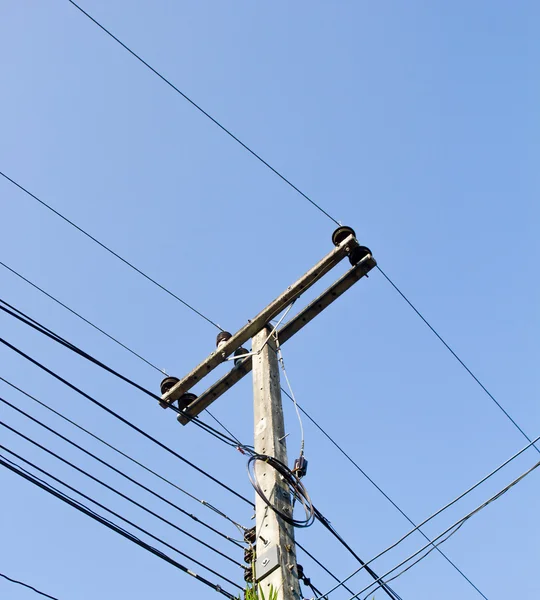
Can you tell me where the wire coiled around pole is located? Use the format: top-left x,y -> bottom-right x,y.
247,454 -> 315,528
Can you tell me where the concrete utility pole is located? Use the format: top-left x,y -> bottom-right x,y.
252,327 -> 301,600
159,226 -> 376,600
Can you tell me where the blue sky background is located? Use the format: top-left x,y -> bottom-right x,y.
0,1 -> 538,599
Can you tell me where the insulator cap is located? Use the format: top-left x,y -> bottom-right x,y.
332,225 -> 356,246
160,376 -> 179,395
244,547 -> 255,564
243,566 -> 253,583
178,392 -> 197,412
216,331 -> 232,348
234,347 -> 249,366
348,245 -> 371,266
244,526 -> 256,545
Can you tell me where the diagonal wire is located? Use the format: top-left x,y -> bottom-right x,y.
0,394 -> 244,553
0,375 -> 246,536
65,0 -> 339,226
376,265 -> 540,454
0,261 -> 241,444
0,452 -> 240,598
281,388 -> 490,600
0,334 -> 254,506
0,171 -> 222,330
340,456 -> 540,600
0,296 -> 242,449
0,573 -> 60,600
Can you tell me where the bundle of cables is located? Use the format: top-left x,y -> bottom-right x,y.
247,454 -> 315,528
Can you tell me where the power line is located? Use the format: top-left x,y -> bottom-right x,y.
0,260 -> 165,372
0,334 -> 254,507
0,375 -> 246,535
0,171 -> 222,330
281,388 -> 490,600
61,2 -> 533,462
0,572 -> 60,600
0,453 -> 240,598
342,455 -> 540,600
0,339 -> 350,595
376,265 -> 540,454
0,395 -> 244,556
65,0 -> 339,226
317,429 -> 540,598
0,291 -> 242,449
0,261 -> 492,598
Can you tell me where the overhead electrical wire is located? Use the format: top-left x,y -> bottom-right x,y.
0,171 -> 222,331
60,0 -> 538,466
0,345 -> 350,595
0,295 -> 244,450
0,572 -> 60,600
0,260 -> 239,443
316,430 -> 540,598
340,455 -> 540,600
6,0 -> 530,469
0,453 -> 240,598
5,4 -> 523,597
0,295 -> 244,449
0,375 -> 246,534
0,261 -> 494,599
0,335 -> 253,506
65,0 -> 339,226
376,265 -> 540,454
0,395 -> 244,556
280,388 -> 490,600
0,264 -> 490,597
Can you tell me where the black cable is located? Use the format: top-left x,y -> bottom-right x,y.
247,454 -> 314,528
0,298 -> 243,450
0,335 -> 254,507
0,171 -> 223,330
0,261 -> 241,445
280,388 -> 490,600
64,1 -> 339,226
313,508 -> 403,600
0,572 -> 60,600
0,260 -> 165,371
377,265 -> 540,455
247,453 -> 401,599
0,395 -> 243,555
0,453 -> 240,598
0,375 -> 246,536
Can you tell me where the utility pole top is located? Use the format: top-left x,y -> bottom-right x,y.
159,225 -> 376,599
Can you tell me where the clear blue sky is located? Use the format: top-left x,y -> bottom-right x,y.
0,1 -> 538,599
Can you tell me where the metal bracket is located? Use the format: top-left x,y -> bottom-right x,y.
255,545 -> 280,582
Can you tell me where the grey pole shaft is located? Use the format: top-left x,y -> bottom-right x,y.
252,327 -> 302,600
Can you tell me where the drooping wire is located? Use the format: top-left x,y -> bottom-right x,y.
0,572 -> 60,600
280,387 -> 490,600
0,375 -> 247,534
316,430 -> 540,598
0,395 -> 244,553
64,1 -> 340,226
0,299 -> 243,450
0,171 -> 223,330
0,260 -> 165,372
0,335 -> 254,507
339,456 -> 540,600
0,260 -> 239,444
0,453 -> 240,598
376,265 -> 540,454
